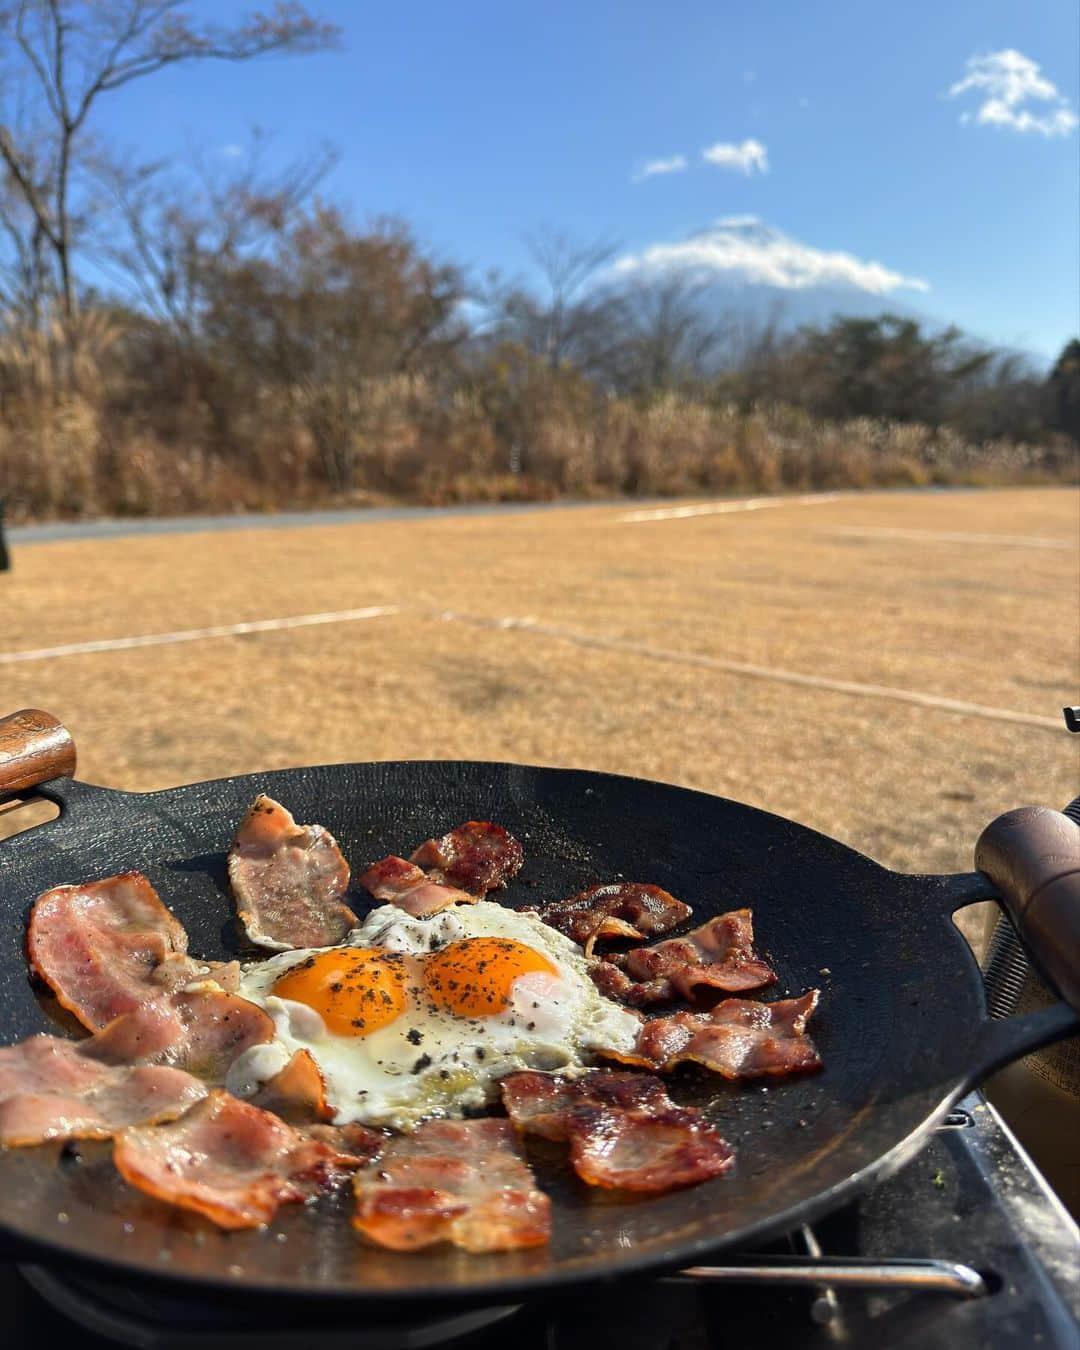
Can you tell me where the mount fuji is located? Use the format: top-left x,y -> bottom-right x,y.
611,216 -> 937,335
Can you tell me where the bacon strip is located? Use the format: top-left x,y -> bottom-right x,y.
91,989 -> 275,1084
604,991 -> 822,1080
305,1121 -> 386,1159
500,1070 -> 734,1192
593,909 -> 777,1005
27,873 -> 192,1033
357,856 -> 476,916
0,1034 -> 207,1146
361,821 -> 524,917
113,1091 -> 367,1230
409,822 -> 524,895
538,883 -> 691,956
228,795 -> 356,950
351,1118 -> 551,1252
250,1049 -> 333,1123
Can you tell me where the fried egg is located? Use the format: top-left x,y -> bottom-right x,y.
226,901 -> 642,1129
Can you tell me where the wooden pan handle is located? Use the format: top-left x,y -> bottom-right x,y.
0,709 -> 77,799
975,806 -> 1080,1013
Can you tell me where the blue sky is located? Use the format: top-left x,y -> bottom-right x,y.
93,0 -> 1079,360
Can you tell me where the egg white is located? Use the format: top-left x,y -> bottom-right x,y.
227,901 -> 642,1130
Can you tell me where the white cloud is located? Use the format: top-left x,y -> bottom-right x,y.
949,49 -> 1078,137
219,143 -> 245,158
701,138 -> 768,174
612,218 -> 929,295
633,154 -> 689,182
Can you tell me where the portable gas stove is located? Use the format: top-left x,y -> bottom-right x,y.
4,1090 -> 1078,1349
2,708 -> 1078,1348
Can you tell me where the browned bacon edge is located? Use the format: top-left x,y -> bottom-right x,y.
409,822 -> 524,896
352,1118 -> 551,1252
500,1069 -> 734,1192
593,909 -> 777,1005
250,1048 -> 334,1123
602,991 -> 823,1080
113,1090 -> 376,1230
228,795 -> 356,951
537,883 -> 692,956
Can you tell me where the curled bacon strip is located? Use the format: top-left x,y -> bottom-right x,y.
357,856 -> 475,917
352,1118 -> 551,1252
27,873 -> 240,1035
28,872 -> 190,1033
361,821 -> 524,917
593,909 -> 776,1005
0,1034 -> 207,1146
501,1069 -> 734,1192
409,822 -> 524,895
538,882 -> 691,956
113,1090 -> 368,1230
604,991 -> 823,1080
229,795 -> 356,950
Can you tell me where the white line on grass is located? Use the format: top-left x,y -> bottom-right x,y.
2,601 -> 1063,732
434,611 -> 1063,731
0,606 -> 399,666
619,492 -> 844,523
829,526 -> 1075,550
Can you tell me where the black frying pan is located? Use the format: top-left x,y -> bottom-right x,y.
0,710 -> 1077,1306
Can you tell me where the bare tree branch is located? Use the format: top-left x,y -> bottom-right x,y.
0,0 -> 339,351
93,131 -> 337,336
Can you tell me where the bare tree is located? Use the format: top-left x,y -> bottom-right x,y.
478,228 -> 627,380
617,273 -> 722,393
0,165 -> 51,323
95,130 -> 337,341
711,299 -> 791,407
0,0 -> 338,345
524,228 -> 619,368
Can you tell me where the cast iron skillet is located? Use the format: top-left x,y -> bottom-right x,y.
0,709 -> 1077,1305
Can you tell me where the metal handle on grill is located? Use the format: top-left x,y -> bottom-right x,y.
975,805 -> 1080,1013
0,709 -> 76,800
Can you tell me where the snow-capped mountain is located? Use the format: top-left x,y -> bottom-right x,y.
611,216 -> 934,334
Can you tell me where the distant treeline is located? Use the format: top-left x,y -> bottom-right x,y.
0,3 -> 1076,519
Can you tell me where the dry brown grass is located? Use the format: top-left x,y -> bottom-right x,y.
1,367 -> 1072,523
3,487 -> 1077,902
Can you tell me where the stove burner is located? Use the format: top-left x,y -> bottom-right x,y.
17,1264 -> 520,1349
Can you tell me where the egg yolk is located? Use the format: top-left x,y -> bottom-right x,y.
422,937 -> 557,1018
271,948 -> 409,1036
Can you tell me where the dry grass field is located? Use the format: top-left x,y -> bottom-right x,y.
3,487 -> 1077,909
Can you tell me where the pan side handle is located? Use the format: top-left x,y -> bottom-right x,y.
963,1002 -> 1079,1087
0,709 -> 76,800
975,806 -> 1080,1014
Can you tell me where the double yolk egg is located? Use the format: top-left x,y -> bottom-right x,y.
272,935 -> 558,1033
228,902 -> 642,1129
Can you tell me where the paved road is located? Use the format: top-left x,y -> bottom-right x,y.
7,486 -> 976,545
7,497 -> 630,545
